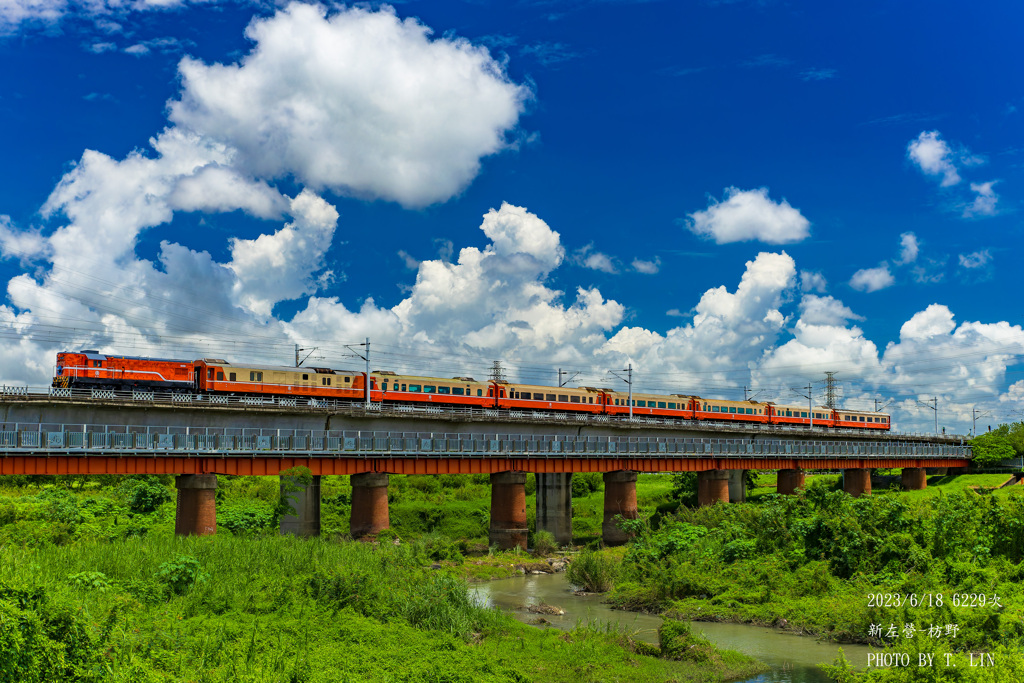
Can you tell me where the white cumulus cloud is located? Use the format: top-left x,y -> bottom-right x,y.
896,232 -> 919,264
168,3 -> 530,208
685,187 -> 810,244
849,263 -> 895,292
907,131 -> 961,186
964,181 -> 999,217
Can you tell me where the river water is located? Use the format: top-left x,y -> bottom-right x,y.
470,572 -> 871,683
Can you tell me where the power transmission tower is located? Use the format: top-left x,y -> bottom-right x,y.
490,360 -> 506,382
824,371 -> 837,409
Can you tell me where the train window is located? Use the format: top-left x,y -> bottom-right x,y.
423,386 -> 436,393
477,389 -> 483,396
668,402 -> 676,409
217,372 -> 224,381
344,377 -> 350,383
408,385 -> 421,392
589,397 -> 593,403
573,396 -> 582,403
532,393 -> 543,400
452,387 -> 464,395
558,395 -> 568,402
207,369 -> 213,379
546,394 -> 556,401
711,406 -> 719,412
92,360 -> 101,367
727,407 -> 735,413
381,382 -> 388,391
800,412 -> 807,418
402,384 -> 407,391
438,386 -> 450,394
657,402 -> 666,409
229,372 -> 236,381
860,416 -> 865,422
303,374 -> 308,380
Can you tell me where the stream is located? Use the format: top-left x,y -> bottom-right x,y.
470,572 -> 871,683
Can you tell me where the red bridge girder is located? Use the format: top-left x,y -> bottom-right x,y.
0,456 -> 969,476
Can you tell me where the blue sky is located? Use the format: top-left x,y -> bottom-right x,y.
0,0 -> 1022,432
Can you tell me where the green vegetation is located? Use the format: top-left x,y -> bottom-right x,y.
0,472 -> 765,682
970,422 -> 1024,468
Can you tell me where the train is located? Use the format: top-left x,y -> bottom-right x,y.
52,349 -> 891,430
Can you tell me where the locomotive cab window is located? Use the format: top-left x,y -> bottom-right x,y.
229,372 -> 236,381
92,360 -> 102,367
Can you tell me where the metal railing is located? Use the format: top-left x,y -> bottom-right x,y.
0,423 -> 972,459
0,385 -> 968,442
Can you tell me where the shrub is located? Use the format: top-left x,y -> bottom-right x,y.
124,478 -> 172,514
155,555 -> 206,595
566,548 -> 619,592
532,530 -> 557,555
68,571 -> 112,592
659,619 -> 720,664
571,473 -> 602,498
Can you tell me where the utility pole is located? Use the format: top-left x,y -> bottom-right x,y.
343,338 -> 371,409
791,383 -> 815,429
558,369 -> 580,387
824,371 -> 837,409
917,397 -> 938,434
972,407 -> 989,436
294,344 -> 318,367
608,364 -> 633,419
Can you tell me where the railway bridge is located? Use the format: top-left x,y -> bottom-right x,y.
0,389 -> 971,548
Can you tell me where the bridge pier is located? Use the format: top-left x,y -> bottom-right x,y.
350,473 -> 389,538
489,471 -> 528,550
174,474 -> 217,536
843,468 -> 871,497
279,474 -> 321,537
776,469 -> 805,495
697,469 -> 730,506
728,469 -> 747,502
603,470 -> 638,545
901,467 -> 927,490
536,473 -> 573,546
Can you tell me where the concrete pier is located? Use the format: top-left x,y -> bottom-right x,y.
279,474 -> 321,537
489,471 -> 528,550
535,473 -> 573,546
697,469 -> 730,506
843,468 -> 871,497
901,467 -> 927,490
174,474 -> 217,536
350,472 -> 389,538
777,469 -> 806,495
602,470 -> 638,546
728,469 -> 747,503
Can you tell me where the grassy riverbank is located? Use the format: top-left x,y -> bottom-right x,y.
0,534 -> 767,682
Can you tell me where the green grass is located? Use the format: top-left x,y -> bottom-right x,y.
0,534 -> 767,683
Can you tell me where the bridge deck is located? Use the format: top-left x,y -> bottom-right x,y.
0,423 -> 970,475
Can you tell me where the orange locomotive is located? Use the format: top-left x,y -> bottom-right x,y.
53,350 -> 890,430
54,350 -> 194,391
